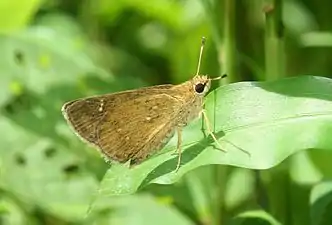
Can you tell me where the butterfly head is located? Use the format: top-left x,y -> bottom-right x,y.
191,75 -> 211,95
191,74 -> 227,95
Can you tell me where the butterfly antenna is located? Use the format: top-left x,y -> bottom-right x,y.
210,74 -> 228,81
195,37 -> 206,76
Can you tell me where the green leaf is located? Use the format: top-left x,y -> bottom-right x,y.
0,117 -> 100,222
232,210 -> 282,225
0,0 -> 42,34
310,181 -> 332,225
96,0 -> 182,30
301,32 -> 332,47
308,149 -> 332,179
86,194 -> 194,225
224,168 -> 255,210
91,75 -> 332,203
0,195 -> 29,225
0,25 -> 96,106
290,151 -> 323,185
0,21 -> 151,222
184,166 -> 220,225
0,22 -> 114,222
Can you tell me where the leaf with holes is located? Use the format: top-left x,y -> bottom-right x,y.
0,116 -> 101,222
0,20 -> 149,221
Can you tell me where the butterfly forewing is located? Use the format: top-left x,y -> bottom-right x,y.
62,85 -> 183,164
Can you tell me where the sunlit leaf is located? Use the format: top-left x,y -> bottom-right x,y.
87,194 -> 194,225
0,0 -> 42,33
310,181 -> 332,225
232,210 -> 282,225
91,75 -> 332,204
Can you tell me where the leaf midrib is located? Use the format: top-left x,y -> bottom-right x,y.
223,111 -> 332,133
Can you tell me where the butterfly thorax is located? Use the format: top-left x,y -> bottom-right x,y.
171,75 -> 211,126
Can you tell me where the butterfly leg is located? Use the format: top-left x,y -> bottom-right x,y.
201,110 -> 251,156
174,126 -> 182,172
200,109 -> 227,152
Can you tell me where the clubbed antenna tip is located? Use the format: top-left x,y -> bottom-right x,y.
196,36 -> 207,76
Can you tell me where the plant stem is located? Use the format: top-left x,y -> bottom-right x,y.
201,0 -> 238,224
264,0 -> 285,80
221,0 -> 238,84
211,1 -> 238,224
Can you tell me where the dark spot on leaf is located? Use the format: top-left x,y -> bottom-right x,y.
15,154 -> 26,166
3,101 -> 15,114
2,91 -> 35,114
44,147 -> 56,158
14,50 -> 25,65
63,164 -> 80,174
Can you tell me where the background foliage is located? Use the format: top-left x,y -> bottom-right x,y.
1,0 -> 332,224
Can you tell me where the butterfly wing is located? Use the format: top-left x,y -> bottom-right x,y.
62,85 -> 183,164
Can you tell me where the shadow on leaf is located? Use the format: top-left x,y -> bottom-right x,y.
139,130 -> 226,188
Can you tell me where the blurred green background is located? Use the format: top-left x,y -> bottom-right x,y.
1,0 -> 332,224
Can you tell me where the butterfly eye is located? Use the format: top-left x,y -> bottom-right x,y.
194,83 -> 206,93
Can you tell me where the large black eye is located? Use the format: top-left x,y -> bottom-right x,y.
195,83 -> 206,93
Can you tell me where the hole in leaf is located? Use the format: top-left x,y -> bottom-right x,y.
3,101 -> 15,114
14,50 -> 25,65
15,154 -> 26,166
63,164 -> 80,175
2,91 -> 35,115
44,147 -> 56,158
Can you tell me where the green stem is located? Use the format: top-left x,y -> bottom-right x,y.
211,0 -> 238,224
221,0 -> 237,84
200,0 -> 238,224
264,0 -> 285,80
212,165 -> 228,225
